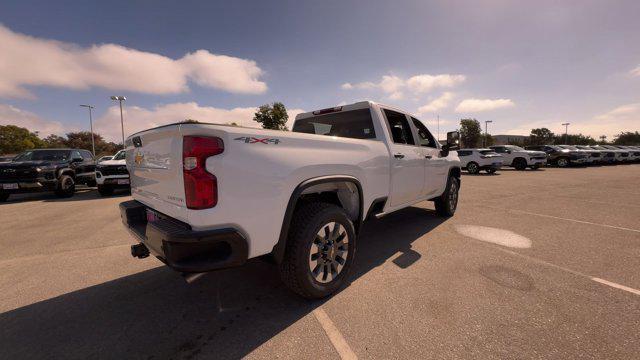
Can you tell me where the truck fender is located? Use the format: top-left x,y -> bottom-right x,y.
271,175 -> 364,263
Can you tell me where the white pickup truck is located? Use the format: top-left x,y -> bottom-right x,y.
120,101 -> 461,298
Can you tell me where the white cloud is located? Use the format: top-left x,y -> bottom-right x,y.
417,92 -> 455,114
406,74 -> 466,93
341,73 -> 465,99
629,65 -> 640,77
94,102 -> 305,142
455,98 -> 515,113
0,104 -> 67,136
0,24 -> 267,98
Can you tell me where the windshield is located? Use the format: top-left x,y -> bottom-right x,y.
13,150 -> 70,162
112,150 -> 126,160
506,145 -> 524,151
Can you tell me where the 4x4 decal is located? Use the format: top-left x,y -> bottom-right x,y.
234,137 -> 280,145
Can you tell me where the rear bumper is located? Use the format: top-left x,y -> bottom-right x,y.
119,200 -> 248,273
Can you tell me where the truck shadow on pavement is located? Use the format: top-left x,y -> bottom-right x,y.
0,206 -> 446,360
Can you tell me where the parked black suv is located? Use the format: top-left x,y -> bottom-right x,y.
0,148 -> 96,202
524,145 -> 588,167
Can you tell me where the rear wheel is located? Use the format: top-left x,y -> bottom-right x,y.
466,162 -> 480,174
435,176 -> 459,217
97,185 -> 114,196
513,158 -> 527,170
55,175 -> 75,198
0,193 -> 9,202
280,202 -> 356,299
557,157 -> 569,167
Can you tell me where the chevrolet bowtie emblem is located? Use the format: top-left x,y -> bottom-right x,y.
134,153 -> 144,165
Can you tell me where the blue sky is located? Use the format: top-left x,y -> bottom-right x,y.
0,0 -> 639,141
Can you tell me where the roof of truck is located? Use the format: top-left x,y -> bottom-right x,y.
295,100 -> 421,121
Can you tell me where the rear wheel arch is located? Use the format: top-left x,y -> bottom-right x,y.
272,176 -> 364,263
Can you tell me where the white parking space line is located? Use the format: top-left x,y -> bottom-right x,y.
313,307 -> 358,360
506,209 -> 640,234
592,278 -> 640,296
493,246 -> 640,297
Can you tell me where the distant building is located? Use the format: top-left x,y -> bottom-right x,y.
493,134 -> 527,145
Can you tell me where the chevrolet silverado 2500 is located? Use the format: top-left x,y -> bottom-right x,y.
120,101 -> 461,298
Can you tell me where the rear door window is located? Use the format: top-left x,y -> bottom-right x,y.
292,109 -> 376,140
383,109 -> 415,145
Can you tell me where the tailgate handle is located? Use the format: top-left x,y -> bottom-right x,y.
424,155 -> 432,159
394,153 -> 405,159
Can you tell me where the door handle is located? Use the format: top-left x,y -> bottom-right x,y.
394,153 -> 405,159
424,155 -> 432,159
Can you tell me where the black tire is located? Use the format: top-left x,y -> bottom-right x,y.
513,158 -> 527,170
486,168 -> 497,174
466,162 -> 480,174
55,175 -> 75,198
279,202 -> 356,299
435,176 -> 459,217
0,193 -> 9,202
556,157 -> 569,168
98,185 -> 114,196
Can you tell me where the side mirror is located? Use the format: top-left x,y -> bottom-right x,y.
505,149 -> 512,154
446,131 -> 460,150
441,131 -> 460,156
71,157 -> 83,163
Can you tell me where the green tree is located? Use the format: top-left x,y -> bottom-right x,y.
529,128 -> 555,145
0,125 -> 44,154
459,119 -> 482,148
613,131 -> 640,145
42,134 -> 67,148
253,102 -> 289,131
553,133 -> 597,145
480,133 -> 495,147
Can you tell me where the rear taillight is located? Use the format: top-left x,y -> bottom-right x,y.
183,136 -> 224,209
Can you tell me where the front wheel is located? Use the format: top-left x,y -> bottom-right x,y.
97,185 -> 114,196
466,162 -> 480,175
55,175 -> 75,198
513,158 -> 527,170
279,202 -> 356,299
435,176 -> 459,217
556,157 -> 569,167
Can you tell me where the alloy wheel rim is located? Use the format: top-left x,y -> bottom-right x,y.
309,222 -> 349,283
469,163 -> 477,173
449,181 -> 458,210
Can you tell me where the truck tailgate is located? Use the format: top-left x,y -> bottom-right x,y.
127,125 -> 188,223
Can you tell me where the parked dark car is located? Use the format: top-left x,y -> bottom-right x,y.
524,145 -> 588,167
0,148 -> 96,202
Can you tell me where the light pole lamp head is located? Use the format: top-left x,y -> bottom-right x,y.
110,96 -> 126,101
80,104 -> 94,109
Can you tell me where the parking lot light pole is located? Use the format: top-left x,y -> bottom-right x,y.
110,96 -> 127,149
79,104 -> 95,156
484,120 -> 493,147
562,123 -> 570,144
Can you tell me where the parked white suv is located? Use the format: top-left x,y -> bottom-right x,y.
119,101 -> 462,298
95,150 -> 130,196
457,148 -> 503,174
489,145 -> 547,170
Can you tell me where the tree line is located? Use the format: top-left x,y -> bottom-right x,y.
458,118 -> 639,148
0,125 -> 121,156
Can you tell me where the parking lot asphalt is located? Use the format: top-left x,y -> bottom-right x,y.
1,165 -> 639,359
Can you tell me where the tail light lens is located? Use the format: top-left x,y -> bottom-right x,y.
183,136 -> 224,209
